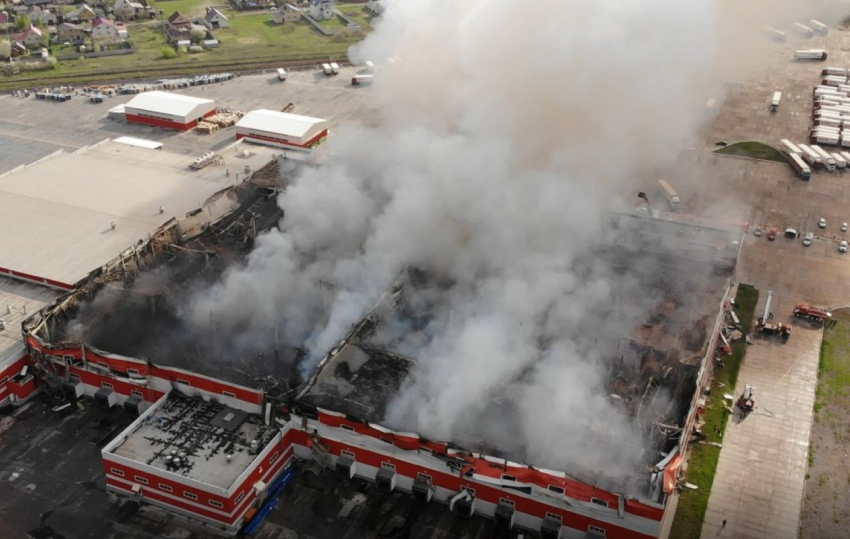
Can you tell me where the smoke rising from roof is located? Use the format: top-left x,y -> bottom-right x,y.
187,0 -> 820,478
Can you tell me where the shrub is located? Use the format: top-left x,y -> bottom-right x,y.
160,46 -> 177,59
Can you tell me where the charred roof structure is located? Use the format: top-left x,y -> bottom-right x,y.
19,150 -> 741,537
296,214 -> 740,497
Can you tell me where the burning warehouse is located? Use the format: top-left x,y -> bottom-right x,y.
17,156 -> 740,537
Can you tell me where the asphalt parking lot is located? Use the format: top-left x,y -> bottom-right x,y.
0,66 -> 378,174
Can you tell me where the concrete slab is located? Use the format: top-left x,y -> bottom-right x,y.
702,308 -> 821,539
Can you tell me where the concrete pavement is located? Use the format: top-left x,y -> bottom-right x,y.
701,295 -> 821,539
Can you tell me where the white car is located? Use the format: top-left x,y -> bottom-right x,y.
803,232 -> 814,246
819,218 -> 827,229
754,228 -> 762,237
842,222 -> 848,232
840,240 -> 848,253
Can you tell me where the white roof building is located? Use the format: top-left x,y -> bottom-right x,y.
0,141 -> 259,288
235,109 -> 328,150
124,91 -> 216,128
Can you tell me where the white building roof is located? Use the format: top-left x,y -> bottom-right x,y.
0,141 -> 245,287
236,109 -> 326,139
124,91 -> 214,118
0,278 -> 60,366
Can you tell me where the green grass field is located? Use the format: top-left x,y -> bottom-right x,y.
669,284 -> 759,539
714,142 -> 788,163
0,4 -> 371,89
816,309 -> 850,416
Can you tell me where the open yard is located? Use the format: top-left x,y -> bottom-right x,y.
800,309 -> 850,539
0,3 -> 375,90
669,284 -> 758,539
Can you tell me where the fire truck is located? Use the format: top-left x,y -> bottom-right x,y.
737,384 -> 756,413
757,318 -> 792,338
756,290 -> 791,339
793,303 -> 832,324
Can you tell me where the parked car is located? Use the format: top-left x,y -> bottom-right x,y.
768,227 -> 778,240
840,240 -> 848,253
784,228 -> 798,238
842,222 -> 848,232
819,218 -> 827,229
803,232 -> 814,246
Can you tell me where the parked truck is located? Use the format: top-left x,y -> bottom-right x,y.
793,22 -> 815,38
788,152 -> 812,180
793,303 -> 832,323
810,20 -> 829,35
798,144 -> 824,168
770,91 -> 782,112
811,144 -> 838,169
796,50 -> 828,61
780,139 -> 802,155
764,25 -> 786,42
277,68 -> 287,81
737,384 -> 757,413
351,74 -> 374,86
658,180 -> 680,210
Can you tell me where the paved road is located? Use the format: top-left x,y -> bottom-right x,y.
701,303 -> 820,539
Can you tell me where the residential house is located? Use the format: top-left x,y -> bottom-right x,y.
15,24 -> 44,47
364,0 -> 382,17
203,7 -> 228,29
66,4 -> 97,23
57,22 -> 87,42
22,0 -> 52,7
231,0 -> 274,11
167,11 -> 192,31
272,3 -> 302,24
92,17 -> 126,40
0,12 -> 8,24
310,0 -> 334,21
26,6 -> 57,26
113,0 -> 145,21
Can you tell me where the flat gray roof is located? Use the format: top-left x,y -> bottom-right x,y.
0,277 -> 60,366
109,392 -> 277,489
0,141 -> 275,287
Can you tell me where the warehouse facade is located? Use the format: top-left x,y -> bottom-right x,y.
235,109 -> 328,150
124,91 -> 216,130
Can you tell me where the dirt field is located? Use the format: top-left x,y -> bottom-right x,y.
800,309 -> 850,539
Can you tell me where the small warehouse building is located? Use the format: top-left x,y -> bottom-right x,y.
235,109 -> 328,151
124,91 -> 216,131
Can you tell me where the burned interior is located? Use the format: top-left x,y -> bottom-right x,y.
24,155 -> 739,503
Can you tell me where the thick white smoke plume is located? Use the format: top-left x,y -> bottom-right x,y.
189,0 -> 820,476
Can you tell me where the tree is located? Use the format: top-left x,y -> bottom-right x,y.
190,29 -> 206,44
33,18 -> 45,29
15,14 -> 31,32
0,40 -> 11,61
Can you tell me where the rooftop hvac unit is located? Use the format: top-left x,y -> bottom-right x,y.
494,503 -> 515,530
411,476 -> 433,503
94,387 -> 117,409
63,380 -> 84,401
375,468 -> 396,493
123,396 -> 149,418
540,517 -> 562,539
335,456 -> 356,480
